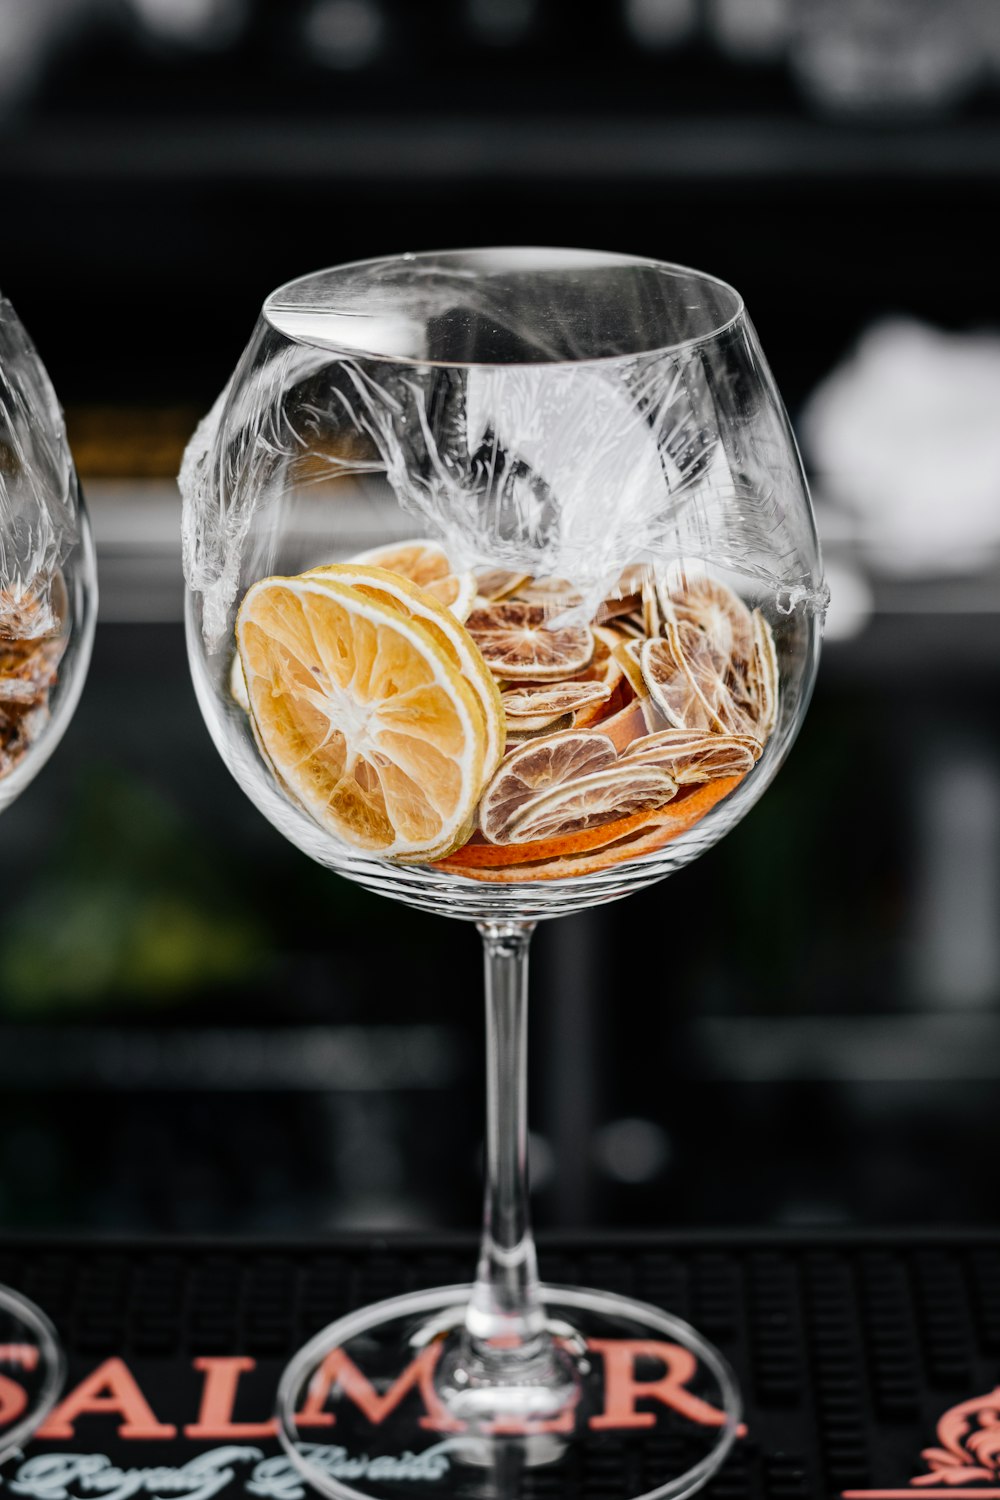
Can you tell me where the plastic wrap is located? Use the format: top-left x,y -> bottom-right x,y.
0,293 -> 79,640
181,266 -> 824,653
181,342 -> 821,650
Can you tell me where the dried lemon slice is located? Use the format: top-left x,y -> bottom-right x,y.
502,681 -> 612,723
479,728 -> 617,844
507,763 -> 678,845
237,574 -> 488,860
475,567 -> 532,602
659,566 -> 754,669
229,651 -> 251,712
307,562 -> 505,778
351,538 -> 477,620
515,576 -> 584,608
466,600 -> 594,682
623,727 -> 761,781
749,609 -> 778,739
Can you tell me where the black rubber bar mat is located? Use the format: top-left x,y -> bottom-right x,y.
4,1234 -> 1000,1499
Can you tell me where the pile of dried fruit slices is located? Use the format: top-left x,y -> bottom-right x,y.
0,587 -> 67,780
235,540 -> 777,881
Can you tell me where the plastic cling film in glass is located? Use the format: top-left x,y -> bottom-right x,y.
0,294 -> 80,640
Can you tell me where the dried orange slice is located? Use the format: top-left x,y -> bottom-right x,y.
351,538 -> 476,620
507,763 -> 678,844
465,600 -> 594,682
659,567 -> 754,668
237,574 -> 489,860
441,776 -> 744,882
307,562 -> 504,777
475,567 -> 531,602
623,727 -> 761,782
478,728 -> 617,844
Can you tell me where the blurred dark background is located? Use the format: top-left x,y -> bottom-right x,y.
4,0 -> 1000,1239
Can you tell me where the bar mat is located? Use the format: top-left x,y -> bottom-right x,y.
3,1234 -> 1000,1498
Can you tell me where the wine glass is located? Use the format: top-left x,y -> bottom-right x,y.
181,248 -> 825,1500
1,292 -> 98,1460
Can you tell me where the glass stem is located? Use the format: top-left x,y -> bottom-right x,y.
465,919 -> 548,1357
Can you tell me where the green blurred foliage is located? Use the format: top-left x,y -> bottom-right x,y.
0,767 -> 266,1015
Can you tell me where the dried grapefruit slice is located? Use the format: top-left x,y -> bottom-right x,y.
623,727 -> 761,781
478,728 -> 617,844
307,562 -> 504,777
465,600 -> 594,682
237,574 -> 488,860
507,763 -> 678,845
351,538 -> 476,619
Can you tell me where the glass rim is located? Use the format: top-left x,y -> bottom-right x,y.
262,246 -> 747,369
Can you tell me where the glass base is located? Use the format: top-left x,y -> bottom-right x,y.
0,1284 -> 66,1467
276,1283 -> 741,1500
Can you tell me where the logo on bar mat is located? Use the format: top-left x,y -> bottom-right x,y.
0,1346 -> 745,1492
845,1388 -> 1000,1499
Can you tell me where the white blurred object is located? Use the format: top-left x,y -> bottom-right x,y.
790,0 -> 982,117
594,1118 -> 671,1185
705,0 -> 793,61
801,319 -> 1000,576
0,0 -> 85,113
303,0 -> 384,69
128,0 -> 245,47
624,0 -> 697,51
817,558 -> 873,641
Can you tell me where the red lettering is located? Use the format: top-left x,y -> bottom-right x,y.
37,1358 -> 176,1440
295,1344 -> 463,1433
589,1340 -> 746,1435
184,1358 -> 277,1439
0,1374 -> 28,1430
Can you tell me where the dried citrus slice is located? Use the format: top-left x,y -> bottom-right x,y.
237,574 -> 488,860
507,763 -> 678,844
641,624 -> 752,734
351,538 -> 476,619
613,638 -> 647,698
507,712 -> 575,741
465,600 -> 594,682
642,575 -> 662,639
441,776 -> 744,882
503,680 -> 612,723
478,728 -> 617,844
515,576 -> 584,608
659,566 -> 754,669
229,651 -> 250,712
475,567 -> 531,602
307,562 -> 504,777
623,727 -> 761,781
749,609 -> 778,740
